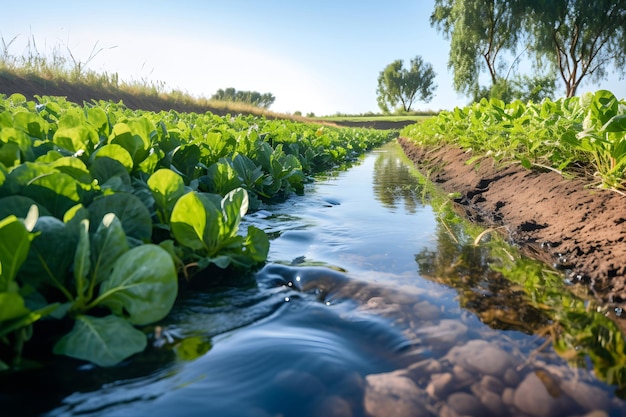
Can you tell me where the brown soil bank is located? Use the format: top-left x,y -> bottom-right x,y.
398,137 -> 626,306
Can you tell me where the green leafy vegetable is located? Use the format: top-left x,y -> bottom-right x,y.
53,315 -> 147,367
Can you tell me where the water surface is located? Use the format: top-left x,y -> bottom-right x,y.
3,141 -> 625,417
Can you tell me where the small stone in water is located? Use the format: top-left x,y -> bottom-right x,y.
426,372 -> 454,400
364,372 -> 430,417
479,375 -> 504,394
446,339 -> 517,378
446,392 -> 488,416
478,390 -> 508,416
513,372 -> 571,417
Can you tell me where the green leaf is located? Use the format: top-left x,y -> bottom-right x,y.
89,157 -> 132,193
91,213 -> 129,285
73,219 -> 91,299
86,106 -> 110,137
147,168 -> 186,216
170,191 -> 215,252
48,157 -> 92,184
0,196 -> 52,220
0,292 -> 30,322
53,125 -> 98,156
7,164 -> 83,219
0,127 -> 31,157
175,336 -> 212,361
201,160 -> 242,195
231,153 -> 264,189
91,143 -> 134,172
0,215 -> 35,291
520,158 -> 532,169
19,216 -> 77,294
53,314 -> 147,366
88,193 -> 152,245
24,171 -> 82,219
242,225 -> 270,263
221,187 -> 248,239
109,119 -> 152,167
602,115 -> 626,133
171,144 -> 201,183
589,90 -> 619,127
98,244 -> 177,325
0,141 -> 21,167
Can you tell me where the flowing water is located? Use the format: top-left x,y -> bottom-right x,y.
2,141 -> 626,417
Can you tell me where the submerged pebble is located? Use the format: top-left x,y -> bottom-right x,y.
364,371 -> 431,417
446,392 -> 489,416
513,371 -> 572,417
446,339 -> 518,378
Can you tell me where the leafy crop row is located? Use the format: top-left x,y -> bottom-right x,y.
0,93 -> 395,368
401,90 -> 626,193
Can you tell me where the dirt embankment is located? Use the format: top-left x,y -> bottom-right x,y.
398,137 -> 626,306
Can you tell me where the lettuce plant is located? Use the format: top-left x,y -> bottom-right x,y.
7,207 -> 178,367
170,188 -> 269,270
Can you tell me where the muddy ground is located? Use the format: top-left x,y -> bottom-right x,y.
397,137 -> 626,307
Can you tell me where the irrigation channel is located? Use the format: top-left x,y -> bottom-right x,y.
3,141 -> 626,417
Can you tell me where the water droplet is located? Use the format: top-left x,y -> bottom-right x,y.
295,276 -> 301,282
284,297 -> 290,302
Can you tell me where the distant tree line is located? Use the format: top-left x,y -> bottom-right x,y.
211,88 -> 275,109
431,0 -> 626,101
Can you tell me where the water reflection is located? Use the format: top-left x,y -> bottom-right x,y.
414,219 -> 551,334
372,151 -> 424,213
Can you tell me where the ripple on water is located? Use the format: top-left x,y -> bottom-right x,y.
46,265 -> 415,417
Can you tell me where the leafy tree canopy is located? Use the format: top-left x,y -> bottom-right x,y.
376,56 -> 437,113
211,88 -> 275,109
524,0 -> 626,97
431,0 -> 524,98
431,0 -> 626,100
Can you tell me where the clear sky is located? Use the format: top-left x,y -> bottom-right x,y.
1,1 -> 624,115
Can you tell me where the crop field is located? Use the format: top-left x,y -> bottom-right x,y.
0,93 -> 396,368
401,90 -> 626,193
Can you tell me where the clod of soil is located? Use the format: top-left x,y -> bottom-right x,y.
398,137 -> 626,306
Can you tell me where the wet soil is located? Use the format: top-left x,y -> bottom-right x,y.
398,137 -> 626,306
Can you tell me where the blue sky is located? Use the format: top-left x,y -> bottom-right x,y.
1,1 -> 624,115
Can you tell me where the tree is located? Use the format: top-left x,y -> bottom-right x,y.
211,88 -> 276,109
524,0 -> 626,97
376,56 -> 437,113
431,0 -> 524,98
474,74 -> 557,103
